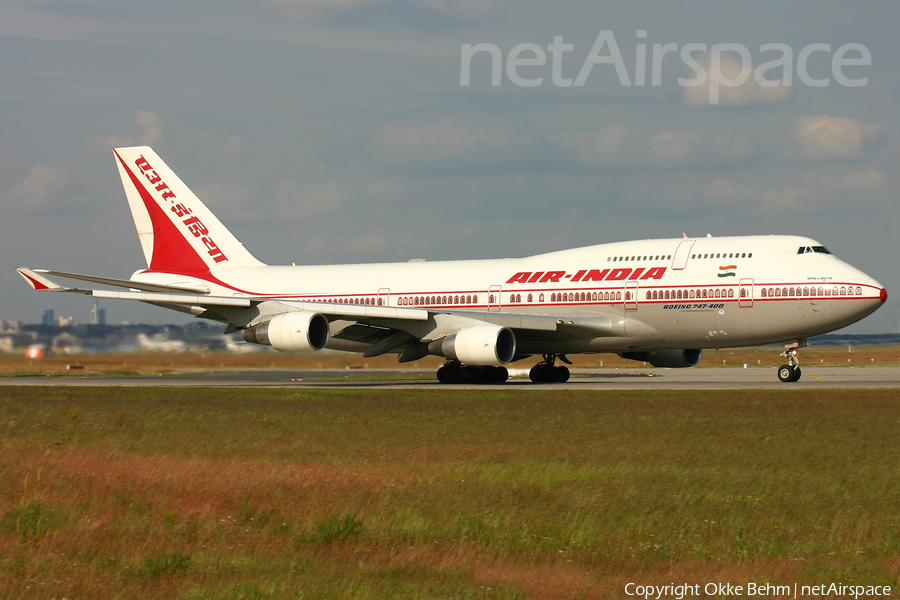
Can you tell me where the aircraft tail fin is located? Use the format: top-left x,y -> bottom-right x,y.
113,146 -> 265,274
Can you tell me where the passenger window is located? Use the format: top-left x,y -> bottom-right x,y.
527,294 -> 533,302
539,293 -> 544,302
728,289 -> 734,298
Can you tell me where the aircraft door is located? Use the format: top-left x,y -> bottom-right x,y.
624,281 -> 638,311
739,279 -> 754,308
377,288 -> 390,307
672,240 -> 695,270
488,285 -> 502,312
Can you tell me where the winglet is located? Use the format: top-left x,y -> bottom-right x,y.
16,267 -> 68,291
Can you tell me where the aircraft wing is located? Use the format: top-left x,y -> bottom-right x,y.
15,267 -> 429,320
16,267 -> 638,357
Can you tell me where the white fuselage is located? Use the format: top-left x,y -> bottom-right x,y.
135,234 -> 885,354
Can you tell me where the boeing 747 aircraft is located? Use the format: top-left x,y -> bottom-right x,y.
17,146 -> 887,383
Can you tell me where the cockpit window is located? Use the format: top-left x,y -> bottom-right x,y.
798,246 -> 832,255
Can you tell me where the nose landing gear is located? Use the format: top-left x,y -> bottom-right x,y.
529,354 -> 571,383
777,340 -> 805,382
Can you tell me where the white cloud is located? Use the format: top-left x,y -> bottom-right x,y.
683,51 -> 793,107
791,114 -> 887,162
647,130 -> 706,168
7,165 -> 78,213
835,168 -> 886,191
93,111 -> 167,152
552,124 -> 759,169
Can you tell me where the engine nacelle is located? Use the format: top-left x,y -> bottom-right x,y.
429,325 -> 516,365
243,311 -> 330,352
619,349 -> 702,368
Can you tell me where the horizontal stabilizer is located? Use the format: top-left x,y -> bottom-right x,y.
16,268 -> 81,293
34,269 -> 211,295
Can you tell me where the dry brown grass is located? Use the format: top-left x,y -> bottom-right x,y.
1,386 -> 899,599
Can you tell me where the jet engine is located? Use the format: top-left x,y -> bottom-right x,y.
242,311 -> 330,352
619,349 -> 702,368
429,324 -> 516,365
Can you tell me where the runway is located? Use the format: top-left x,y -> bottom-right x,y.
3,366 -> 898,389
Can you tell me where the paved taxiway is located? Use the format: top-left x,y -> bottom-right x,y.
3,366 -> 898,389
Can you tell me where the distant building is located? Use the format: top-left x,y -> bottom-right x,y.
91,301 -> 107,326
42,308 -> 54,326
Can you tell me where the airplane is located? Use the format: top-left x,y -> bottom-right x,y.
17,146 -> 887,384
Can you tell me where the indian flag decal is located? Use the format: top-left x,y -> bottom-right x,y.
718,265 -> 737,278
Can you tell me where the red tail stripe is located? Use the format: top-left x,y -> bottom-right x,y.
115,151 -> 210,275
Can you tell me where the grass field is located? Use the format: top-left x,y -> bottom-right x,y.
1,387 -> 899,599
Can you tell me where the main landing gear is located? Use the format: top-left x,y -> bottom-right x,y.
529,354 -> 571,384
777,340 -> 806,382
437,361 -> 509,384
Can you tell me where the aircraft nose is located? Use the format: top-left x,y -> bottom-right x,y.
867,278 -> 887,303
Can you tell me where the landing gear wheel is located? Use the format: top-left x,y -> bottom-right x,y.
778,365 -> 801,383
491,366 -> 509,383
438,363 -> 509,384
529,364 -> 555,383
458,366 -> 479,384
529,355 -> 569,383
777,365 -> 794,382
777,341 -> 806,383
437,364 -> 459,384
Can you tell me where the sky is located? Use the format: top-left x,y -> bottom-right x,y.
1,0 -> 898,334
